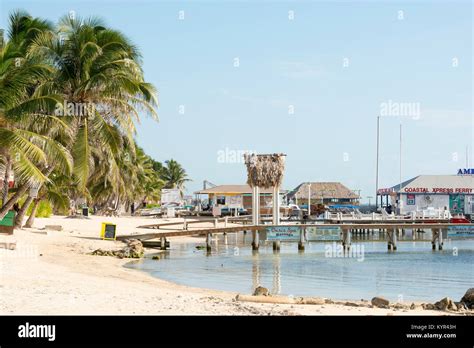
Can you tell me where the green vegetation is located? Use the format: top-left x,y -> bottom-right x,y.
26,200 -> 52,218
0,11 -> 189,227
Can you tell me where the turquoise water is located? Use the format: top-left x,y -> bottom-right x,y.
126,232 -> 474,302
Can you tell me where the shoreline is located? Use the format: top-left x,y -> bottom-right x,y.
0,215 -> 469,315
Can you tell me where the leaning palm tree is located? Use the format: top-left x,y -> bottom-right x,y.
18,170 -> 70,228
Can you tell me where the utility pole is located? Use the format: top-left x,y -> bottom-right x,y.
367,196 -> 373,207
399,122 -> 403,215
466,145 -> 469,168
399,122 -> 402,192
375,115 -> 380,208
307,183 -> 311,216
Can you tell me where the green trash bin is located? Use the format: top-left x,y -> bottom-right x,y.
0,211 -> 15,234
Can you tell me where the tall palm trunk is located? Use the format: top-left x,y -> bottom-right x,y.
0,183 -> 30,220
24,198 -> 40,228
1,153 -> 12,207
14,194 -> 34,228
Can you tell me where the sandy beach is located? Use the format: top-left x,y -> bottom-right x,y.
0,215 -> 466,316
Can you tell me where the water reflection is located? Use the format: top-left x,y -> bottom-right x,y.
252,251 -> 260,290
272,252 -> 281,294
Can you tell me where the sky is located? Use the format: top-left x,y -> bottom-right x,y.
1,0 -> 472,202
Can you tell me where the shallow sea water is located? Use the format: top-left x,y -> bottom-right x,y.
126,232 -> 474,302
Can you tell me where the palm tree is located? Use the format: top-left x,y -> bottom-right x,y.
0,12 -> 72,220
88,143 -> 164,213
161,159 -> 190,190
1,12 -> 169,223
27,15 -> 158,203
17,170 -> 70,228
133,147 -> 164,204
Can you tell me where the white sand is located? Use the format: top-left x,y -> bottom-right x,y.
0,215 -> 462,315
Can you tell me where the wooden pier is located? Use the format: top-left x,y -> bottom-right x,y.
119,221 -> 473,253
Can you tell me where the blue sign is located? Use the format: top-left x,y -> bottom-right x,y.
457,168 -> 474,175
266,226 -> 301,241
447,225 -> 474,238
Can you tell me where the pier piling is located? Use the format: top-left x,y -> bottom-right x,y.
393,229 -> 397,250
298,228 -> 305,251
342,230 -> 351,252
206,233 -> 212,252
252,230 -> 259,250
387,229 -> 397,251
439,229 -> 445,250
431,228 -> 444,251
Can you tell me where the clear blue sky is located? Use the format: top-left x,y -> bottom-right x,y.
1,0 -> 472,201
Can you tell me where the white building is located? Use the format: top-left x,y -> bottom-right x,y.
377,175 -> 474,216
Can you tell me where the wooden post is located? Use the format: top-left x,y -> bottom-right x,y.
392,228 -> 397,251
272,186 -> 280,225
224,216 -> 228,228
346,229 -> 351,252
206,233 -> 212,252
341,229 -> 349,252
160,237 -> 167,250
298,227 -> 305,251
342,230 -> 347,252
252,186 -> 257,225
256,186 -> 260,225
273,240 -> 280,251
431,228 -> 437,250
438,228 -> 444,250
438,230 -> 443,250
387,229 -> 393,251
252,230 -> 259,250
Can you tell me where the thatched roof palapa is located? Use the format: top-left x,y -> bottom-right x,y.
287,182 -> 359,200
243,153 -> 286,189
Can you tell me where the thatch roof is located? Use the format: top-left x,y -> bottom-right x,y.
244,153 -> 286,189
195,185 -> 275,195
286,182 -> 359,200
